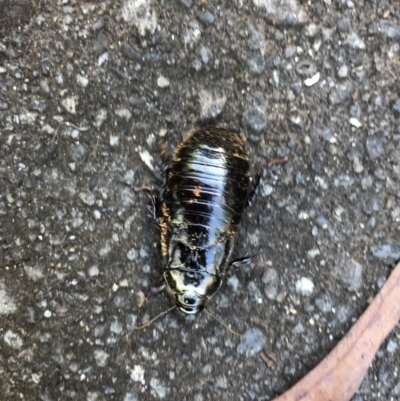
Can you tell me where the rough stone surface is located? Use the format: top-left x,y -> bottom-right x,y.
0,1 -> 399,401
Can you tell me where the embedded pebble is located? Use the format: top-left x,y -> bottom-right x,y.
307,248 -> 320,258
88,265 -> 100,277
262,268 -> 279,300
338,65 -> 348,78
123,169 -> 136,186
150,378 -> 166,398
61,96 -> 77,114
333,258 -> 363,292
237,328 -> 266,357
252,0 -> 308,26
110,136 -> 119,146
345,31 -> 366,49
197,11 -> 215,26
123,392 -> 139,401
79,191 -> 96,206
242,93 -> 268,133
115,108 -> 132,121
76,74 -> 89,87
94,349 -> 109,367
130,365 -> 145,384
126,314 -> 137,331
227,275 -> 240,293
246,53 -> 265,74
260,182 -> 273,197
199,46 -> 210,64
368,19 -> 400,39
4,330 -> 23,349
315,292 -> 332,313
24,265 -> 44,281
386,339 -> 398,353
121,42 -> 143,62
337,17 -> 351,33
95,109 -> 107,128
199,89 -> 227,119
127,248 -> 138,261
366,135 -> 385,159
353,157 -> 364,173
334,174 -> 354,187
304,72 -> 320,86
242,108 -> 267,132
370,244 -> 400,264
361,175 -> 373,190
295,277 -> 314,295
157,76 -> 170,88
349,117 -> 362,128
110,321 -> 123,334
139,150 -> 154,171
329,80 -> 354,104
121,0 -> 158,36
0,282 -> 17,315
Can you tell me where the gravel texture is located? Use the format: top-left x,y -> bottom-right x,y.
1,1 -> 399,400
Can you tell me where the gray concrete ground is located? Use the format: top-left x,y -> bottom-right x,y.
1,0 -> 399,400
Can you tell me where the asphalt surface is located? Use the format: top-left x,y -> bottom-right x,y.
1,1 -> 400,400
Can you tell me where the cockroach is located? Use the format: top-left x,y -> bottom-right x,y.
134,127 -> 287,335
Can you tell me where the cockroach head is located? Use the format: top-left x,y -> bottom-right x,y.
175,291 -> 205,314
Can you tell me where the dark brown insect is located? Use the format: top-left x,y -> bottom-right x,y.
135,127 -> 286,333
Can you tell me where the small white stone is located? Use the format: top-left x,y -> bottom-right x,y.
88,265 -> 100,277
110,136 -> 119,146
79,191 -> 96,206
61,96 -> 77,114
95,109 -> 107,128
94,349 -> 109,367
315,176 -> 329,190
76,74 -> 89,88
295,277 -> 314,295
4,330 -> 23,349
115,108 -> 132,121
112,283 -> 119,292
387,339 -> 398,353
139,150 -> 154,171
307,248 -> 321,258
44,310 -> 52,318
304,72 -> 320,87
260,182 -> 273,197
157,76 -> 170,88
0,282 -> 17,315
349,117 -> 362,128
338,65 -> 348,78
94,210 -> 101,219
71,129 -> 80,139
119,279 -> 129,287
31,373 -> 42,384
298,211 -> 309,220
130,365 -> 145,384
98,52 -> 109,67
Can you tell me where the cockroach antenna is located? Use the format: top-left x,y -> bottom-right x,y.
204,308 -> 243,337
134,305 -> 177,331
